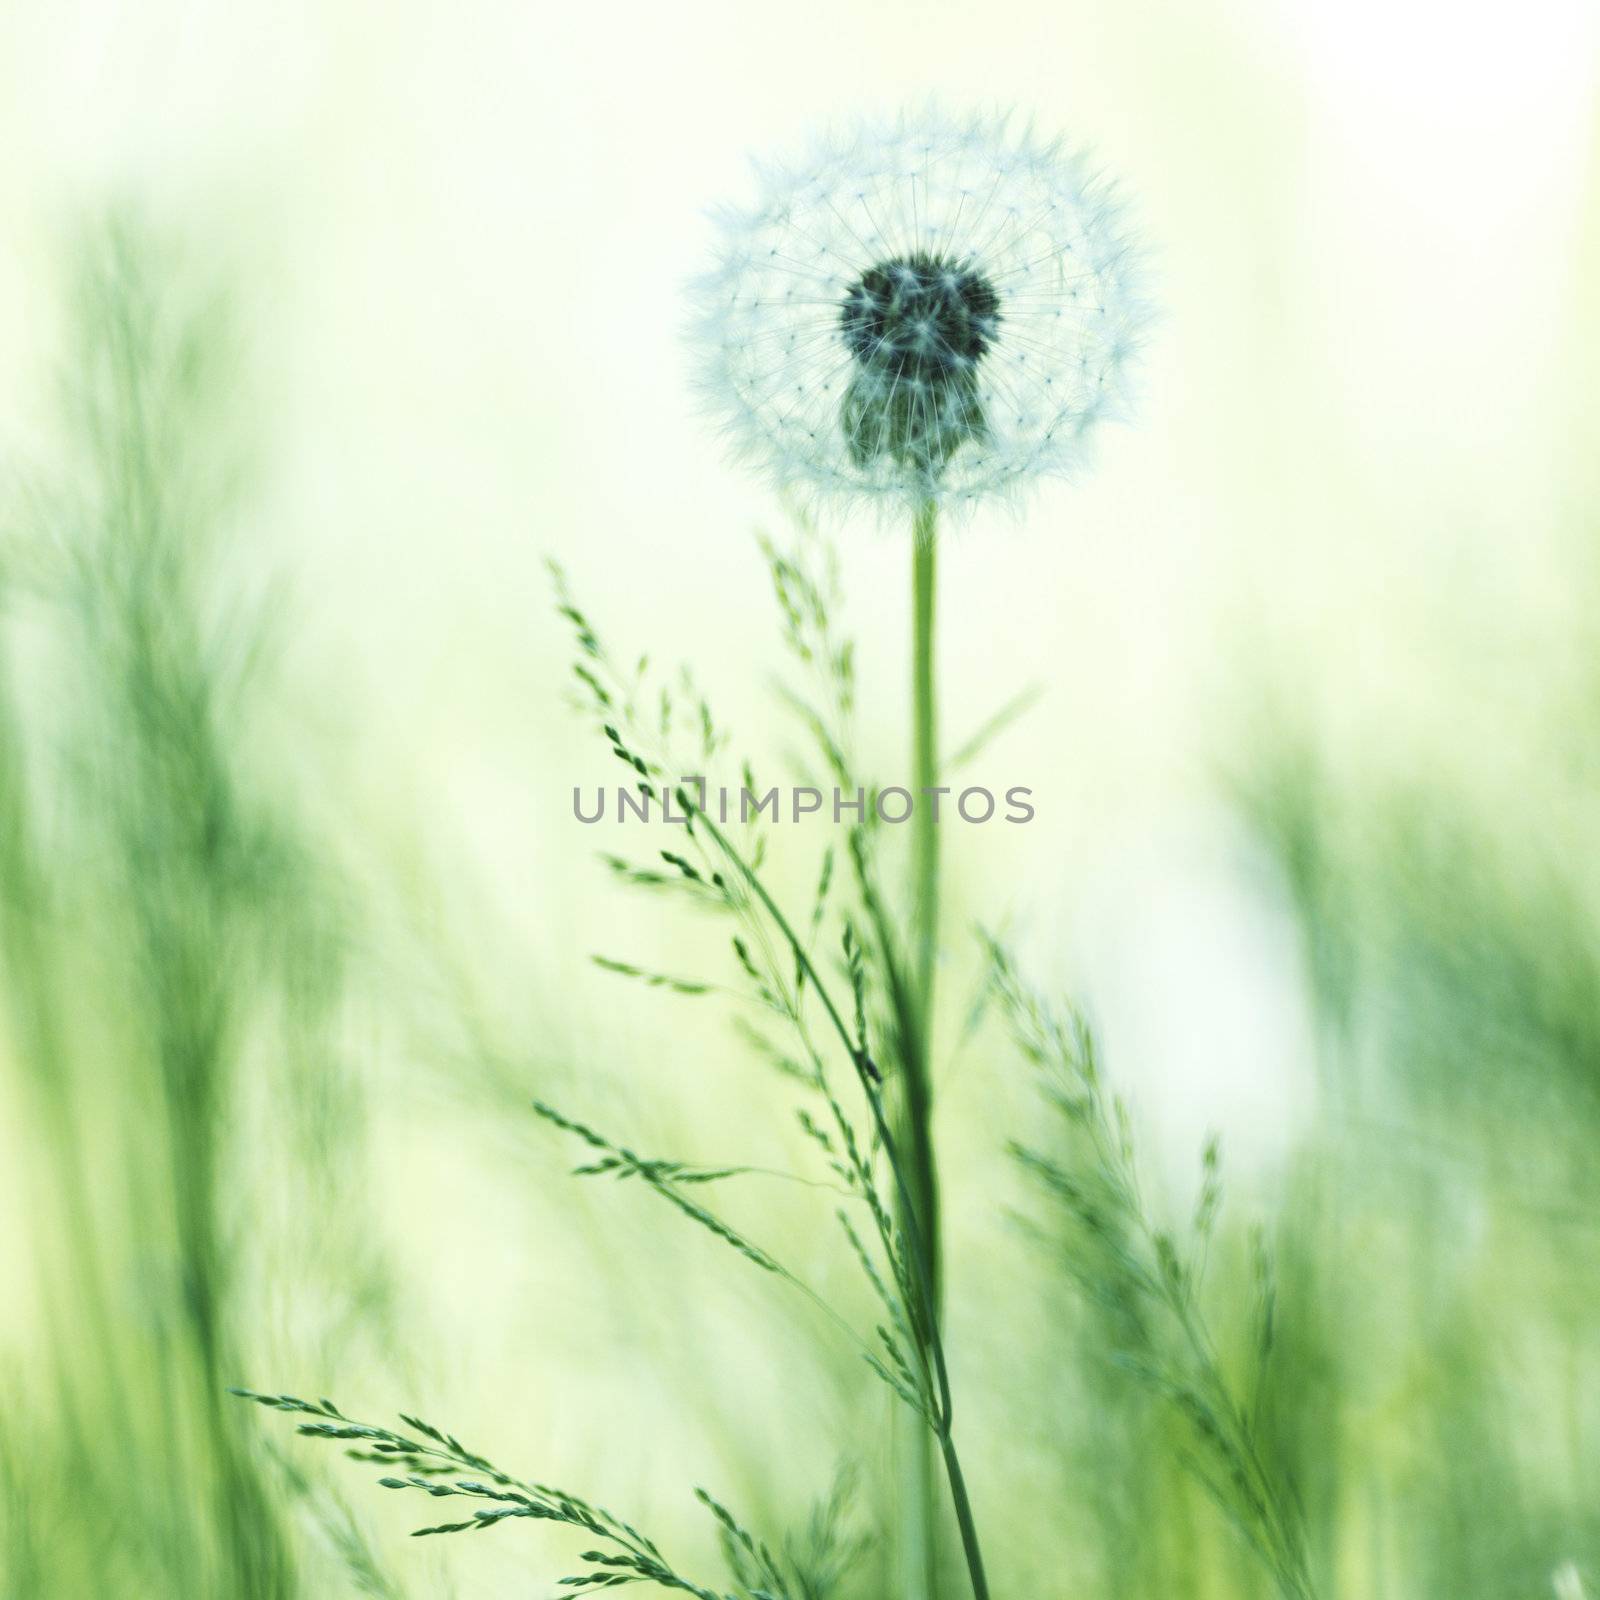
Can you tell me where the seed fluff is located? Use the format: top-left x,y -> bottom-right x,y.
692,108 -> 1151,518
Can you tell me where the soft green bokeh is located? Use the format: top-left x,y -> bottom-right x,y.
1,2 -> 1598,1596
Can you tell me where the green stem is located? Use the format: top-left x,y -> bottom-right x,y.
904,504 -> 942,1600
939,1431 -> 989,1600
912,506 -> 940,1034
683,797 -> 989,1600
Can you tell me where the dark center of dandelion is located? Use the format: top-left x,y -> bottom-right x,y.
837,252 -> 1000,478
840,252 -> 1000,378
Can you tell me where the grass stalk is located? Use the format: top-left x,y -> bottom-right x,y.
682,791 -> 990,1600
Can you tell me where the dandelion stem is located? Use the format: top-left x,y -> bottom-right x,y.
912,505 -> 940,1038
904,502 -> 943,1600
681,794 -> 991,1600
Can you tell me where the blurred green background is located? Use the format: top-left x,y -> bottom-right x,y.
1,1 -> 1598,1595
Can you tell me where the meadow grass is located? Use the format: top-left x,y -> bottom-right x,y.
3,210 -> 1597,1600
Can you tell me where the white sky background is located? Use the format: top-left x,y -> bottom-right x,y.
0,0 -> 1597,1193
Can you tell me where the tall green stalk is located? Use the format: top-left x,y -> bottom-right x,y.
902,502 -> 943,1600
686,801 -> 989,1600
912,505 -> 940,1032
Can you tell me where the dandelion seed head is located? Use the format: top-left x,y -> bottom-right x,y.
691,108 -> 1152,518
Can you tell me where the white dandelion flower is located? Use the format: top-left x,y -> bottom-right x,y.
692,107 -> 1151,519
688,113 -> 1154,1600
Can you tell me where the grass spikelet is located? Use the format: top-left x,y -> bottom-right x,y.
983,932 -> 1317,1600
